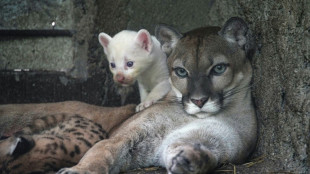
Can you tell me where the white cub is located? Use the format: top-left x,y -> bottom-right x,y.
98,29 -> 170,112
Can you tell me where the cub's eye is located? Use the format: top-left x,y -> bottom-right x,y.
110,62 -> 116,68
174,67 -> 188,78
127,61 -> 134,67
212,64 -> 228,75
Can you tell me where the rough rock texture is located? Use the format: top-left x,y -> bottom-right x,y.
0,0 -> 73,29
0,0 -> 97,79
0,37 -> 74,71
126,0 -> 243,32
0,0 -> 75,72
238,0 -> 310,173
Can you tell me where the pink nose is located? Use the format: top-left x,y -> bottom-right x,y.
116,73 -> 125,83
191,97 -> 208,108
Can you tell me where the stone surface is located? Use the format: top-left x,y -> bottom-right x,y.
238,1 -> 310,173
127,0 -> 243,33
0,0 -> 94,79
0,0 -> 74,73
0,37 -> 74,71
0,0 -> 73,29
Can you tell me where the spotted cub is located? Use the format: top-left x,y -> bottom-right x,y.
0,103 -> 136,174
0,114 -> 107,174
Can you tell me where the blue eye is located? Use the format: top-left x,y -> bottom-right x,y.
127,61 -> 134,67
110,62 -> 116,68
174,67 -> 188,78
212,64 -> 228,75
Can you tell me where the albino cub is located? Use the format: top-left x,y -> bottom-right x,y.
98,29 -> 170,112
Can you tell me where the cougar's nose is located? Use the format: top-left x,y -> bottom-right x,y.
191,97 -> 208,108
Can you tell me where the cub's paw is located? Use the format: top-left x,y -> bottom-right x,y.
57,168 -> 91,174
167,144 -> 214,174
135,100 -> 155,112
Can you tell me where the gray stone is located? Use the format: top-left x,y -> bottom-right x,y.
0,0 -> 73,29
0,37 -> 73,71
238,0 -> 310,173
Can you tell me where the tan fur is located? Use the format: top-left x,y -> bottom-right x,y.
0,101 -> 136,137
57,17 -> 257,174
0,115 -> 106,173
0,102 -> 136,173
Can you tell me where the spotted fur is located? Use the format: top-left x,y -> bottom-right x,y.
0,102 -> 137,174
0,114 -> 107,174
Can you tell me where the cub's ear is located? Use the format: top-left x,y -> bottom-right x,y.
135,29 -> 153,53
219,17 -> 255,60
10,136 -> 34,157
98,32 -> 112,55
155,24 -> 182,56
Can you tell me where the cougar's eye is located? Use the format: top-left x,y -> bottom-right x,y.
126,61 -> 134,67
110,62 -> 116,68
174,67 -> 188,78
212,64 -> 228,75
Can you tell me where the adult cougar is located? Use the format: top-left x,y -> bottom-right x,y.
56,17 -> 257,174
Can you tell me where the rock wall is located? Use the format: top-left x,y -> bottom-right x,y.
239,0 -> 310,173
0,0 -> 75,72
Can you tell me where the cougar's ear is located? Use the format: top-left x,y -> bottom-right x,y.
98,32 -> 112,55
219,17 -> 255,60
135,29 -> 153,53
155,24 -> 182,56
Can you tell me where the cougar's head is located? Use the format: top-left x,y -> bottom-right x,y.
156,17 -> 255,118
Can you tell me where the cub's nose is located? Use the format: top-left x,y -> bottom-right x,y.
191,97 -> 208,108
115,73 -> 125,83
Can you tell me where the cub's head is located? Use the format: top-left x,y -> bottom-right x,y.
156,17 -> 255,118
99,29 -> 154,86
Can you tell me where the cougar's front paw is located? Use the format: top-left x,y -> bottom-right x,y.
57,167 -> 91,174
167,144 -> 213,174
135,100 -> 154,112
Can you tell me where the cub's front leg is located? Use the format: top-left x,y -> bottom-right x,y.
136,80 -> 170,112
